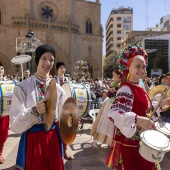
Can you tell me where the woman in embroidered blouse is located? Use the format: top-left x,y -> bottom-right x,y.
90,69 -> 122,146
10,44 -> 65,170
107,44 -> 170,170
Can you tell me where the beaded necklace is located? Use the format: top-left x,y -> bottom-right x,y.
127,80 -> 140,87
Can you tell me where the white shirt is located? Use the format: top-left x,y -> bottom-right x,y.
10,75 -> 66,134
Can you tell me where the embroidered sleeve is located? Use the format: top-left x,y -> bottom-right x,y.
108,85 -> 137,138
10,85 -> 39,134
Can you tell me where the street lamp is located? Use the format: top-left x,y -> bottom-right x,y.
15,30 -> 45,73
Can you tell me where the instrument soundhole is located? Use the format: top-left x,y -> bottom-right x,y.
67,114 -> 73,127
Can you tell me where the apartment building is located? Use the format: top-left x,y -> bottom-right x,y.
106,7 -> 133,56
146,15 -> 170,31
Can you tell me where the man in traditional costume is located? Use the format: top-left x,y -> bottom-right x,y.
55,61 -> 72,160
55,62 -> 69,85
10,44 -> 66,170
0,65 -> 15,164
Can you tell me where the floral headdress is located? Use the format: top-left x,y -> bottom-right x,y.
119,44 -> 148,84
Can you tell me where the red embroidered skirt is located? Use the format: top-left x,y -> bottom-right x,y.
120,145 -> 156,170
0,116 -> 9,143
15,128 -> 64,170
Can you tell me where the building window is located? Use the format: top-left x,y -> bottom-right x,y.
117,24 -> 121,28
123,24 -> 131,30
38,2 -> 58,21
117,30 -> 121,34
124,17 -> 131,23
117,37 -> 121,40
41,6 -> 54,20
117,44 -> 120,47
86,19 -> 92,34
117,17 -> 121,21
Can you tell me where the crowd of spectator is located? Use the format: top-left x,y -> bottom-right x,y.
2,70 -> 170,110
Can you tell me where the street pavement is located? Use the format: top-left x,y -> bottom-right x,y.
0,121 -> 170,170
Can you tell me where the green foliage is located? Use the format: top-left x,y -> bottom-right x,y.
103,50 -> 119,78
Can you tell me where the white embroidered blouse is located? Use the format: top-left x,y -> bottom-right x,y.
10,75 -> 66,134
108,84 -> 161,138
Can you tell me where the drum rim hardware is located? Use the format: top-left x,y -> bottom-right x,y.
140,130 -> 170,152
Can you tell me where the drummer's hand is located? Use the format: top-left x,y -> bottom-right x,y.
160,98 -> 170,107
137,116 -> 155,130
108,87 -> 115,93
36,99 -> 46,115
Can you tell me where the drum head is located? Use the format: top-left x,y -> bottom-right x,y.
140,130 -> 170,151
60,97 -> 78,145
61,83 -> 72,98
61,83 -> 91,118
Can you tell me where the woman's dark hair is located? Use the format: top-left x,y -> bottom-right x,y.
113,69 -> 122,78
159,74 -> 166,84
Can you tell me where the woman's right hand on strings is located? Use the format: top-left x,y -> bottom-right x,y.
136,116 -> 155,130
36,99 -> 46,115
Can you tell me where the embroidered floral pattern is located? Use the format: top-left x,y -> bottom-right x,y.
111,90 -> 133,113
35,80 -> 46,101
33,74 -> 51,123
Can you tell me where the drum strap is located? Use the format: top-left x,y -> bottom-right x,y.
0,81 -> 16,115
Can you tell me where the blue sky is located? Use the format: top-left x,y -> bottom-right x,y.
99,0 -> 170,54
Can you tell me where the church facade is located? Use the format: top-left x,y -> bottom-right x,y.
0,0 -> 103,78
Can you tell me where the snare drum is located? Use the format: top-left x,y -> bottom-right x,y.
155,122 -> 170,138
61,83 -> 91,117
139,130 -> 170,163
0,80 -> 16,116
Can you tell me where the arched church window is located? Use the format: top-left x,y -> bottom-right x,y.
86,19 -> 92,34
41,6 -> 54,20
38,2 -> 58,21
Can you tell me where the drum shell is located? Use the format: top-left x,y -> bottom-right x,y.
139,141 -> 165,162
0,81 -> 16,116
139,130 -> 170,163
61,83 -> 91,117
